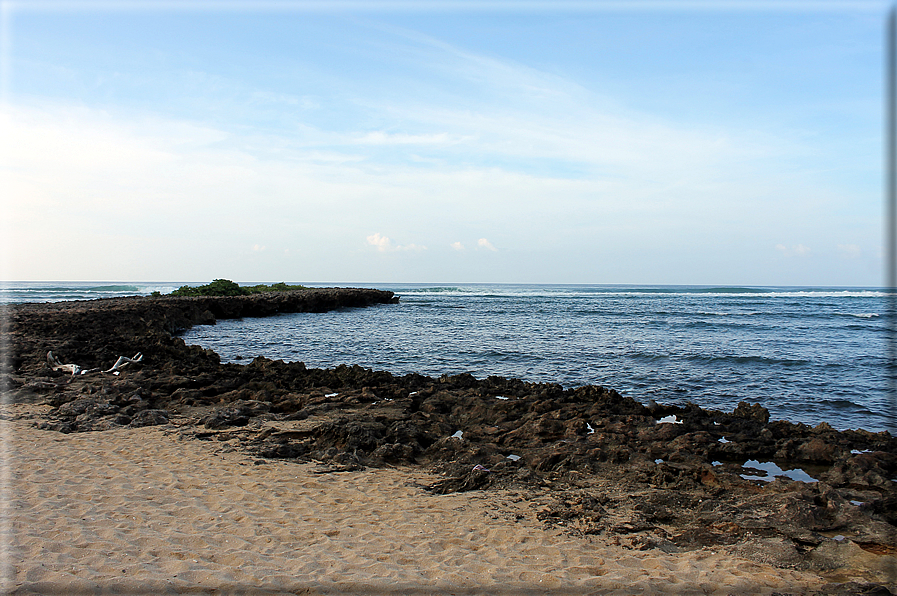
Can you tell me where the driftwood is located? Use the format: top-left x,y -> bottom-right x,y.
47,351 -> 143,376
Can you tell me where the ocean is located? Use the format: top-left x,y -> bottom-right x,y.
4,282 -> 894,434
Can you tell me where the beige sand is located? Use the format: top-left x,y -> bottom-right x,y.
1,404 -> 825,595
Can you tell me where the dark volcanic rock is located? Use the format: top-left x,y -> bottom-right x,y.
129,409 -> 169,428
201,399 -> 270,429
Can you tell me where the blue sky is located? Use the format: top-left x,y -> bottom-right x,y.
0,1 -> 888,285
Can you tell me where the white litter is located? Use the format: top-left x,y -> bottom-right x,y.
657,415 -> 683,425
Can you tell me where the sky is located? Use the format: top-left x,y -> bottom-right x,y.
0,0 -> 889,285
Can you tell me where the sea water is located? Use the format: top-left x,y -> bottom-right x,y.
4,282 -> 894,433
0,282 -> 180,303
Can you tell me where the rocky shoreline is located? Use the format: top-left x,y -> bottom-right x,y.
2,289 -> 895,593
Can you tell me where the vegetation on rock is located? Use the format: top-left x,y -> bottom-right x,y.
169,279 -> 306,297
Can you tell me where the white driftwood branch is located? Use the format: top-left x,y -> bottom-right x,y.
103,353 -> 143,374
47,351 -> 143,376
47,351 -> 82,375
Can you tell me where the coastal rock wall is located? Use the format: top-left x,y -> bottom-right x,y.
3,288 -> 397,375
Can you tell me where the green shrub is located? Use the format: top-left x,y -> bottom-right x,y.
169,279 -> 306,297
244,282 -> 306,294
170,279 -> 248,297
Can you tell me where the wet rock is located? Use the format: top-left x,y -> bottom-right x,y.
825,452 -> 897,489
797,438 -> 838,464
733,401 -> 770,424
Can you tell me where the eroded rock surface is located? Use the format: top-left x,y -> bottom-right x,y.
2,290 -> 895,594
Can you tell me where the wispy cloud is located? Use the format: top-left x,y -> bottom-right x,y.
2,12 -> 880,284
367,233 -> 426,252
776,243 -> 812,257
477,238 -> 497,251
2,99 -> 869,283
354,131 -> 470,146
248,90 -> 318,109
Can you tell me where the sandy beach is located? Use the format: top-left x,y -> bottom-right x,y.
0,403 -> 833,596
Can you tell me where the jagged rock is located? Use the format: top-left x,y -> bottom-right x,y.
798,438 -> 838,464
128,409 -> 169,427
733,401 -> 770,424
201,399 -> 270,429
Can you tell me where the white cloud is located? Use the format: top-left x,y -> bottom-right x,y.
366,233 -> 426,252
367,233 -> 393,252
450,241 -> 465,251
477,238 -> 497,251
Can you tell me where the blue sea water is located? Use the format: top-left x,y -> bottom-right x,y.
4,282 -> 894,434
